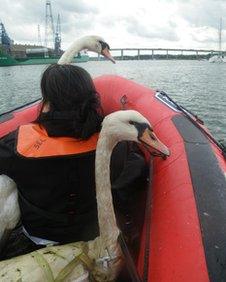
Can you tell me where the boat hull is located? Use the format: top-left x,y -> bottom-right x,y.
0,75 -> 226,282
0,53 -> 89,66
209,55 -> 226,63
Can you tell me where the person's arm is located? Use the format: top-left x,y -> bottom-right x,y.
110,141 -> 148,210
110,142 -> 148,240
0,132 -> 15,176
110,141 -> 147,190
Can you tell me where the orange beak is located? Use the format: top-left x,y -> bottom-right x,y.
139,128 -> 170,158
101,47 -> 116,63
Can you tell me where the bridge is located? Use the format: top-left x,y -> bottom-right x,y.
99,48 -> 225,60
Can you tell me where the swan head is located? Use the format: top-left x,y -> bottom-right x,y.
82,35 -> 115,63
101,110 -> 170,157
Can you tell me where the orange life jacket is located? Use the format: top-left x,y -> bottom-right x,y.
14,123 -> 99,243
17,123 -> 99,158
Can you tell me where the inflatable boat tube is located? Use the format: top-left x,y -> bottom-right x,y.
0,75 -> 226,282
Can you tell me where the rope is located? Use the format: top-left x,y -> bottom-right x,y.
159,91 -> 226,159
0,98 -> 41,117
33,252 -> 55,282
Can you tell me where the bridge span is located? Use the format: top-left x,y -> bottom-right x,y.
100,48 -> 225,60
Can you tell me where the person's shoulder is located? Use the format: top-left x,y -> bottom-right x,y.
0,130 -> 19,173
0,130 -> 18,151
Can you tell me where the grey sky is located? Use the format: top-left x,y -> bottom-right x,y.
0,0 -> 225,50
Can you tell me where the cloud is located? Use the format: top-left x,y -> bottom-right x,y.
126,18 -> 179,41
55,0 -> 98,14
191,26 -> 220,43
0,0 -> 100,46
0,0 -> 225,49
176,0 -> 226,29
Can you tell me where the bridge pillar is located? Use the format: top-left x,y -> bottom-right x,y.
152,49 -> 154,60
181,50 -> 183,59
138,49 -> 140,60
121,49 -> 124,60
196,51 -> 198,59
166,50 -> 168,59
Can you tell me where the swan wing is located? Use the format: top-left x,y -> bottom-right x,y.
0,175 -> 20,249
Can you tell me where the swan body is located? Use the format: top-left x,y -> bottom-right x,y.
0,110 -> 169,281
0,175 -> 20,250
58,35 -> 115,64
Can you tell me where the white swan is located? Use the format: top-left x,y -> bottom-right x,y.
58,35 -> 115,64
0,176 -> 20,250
0,110 -> 169,281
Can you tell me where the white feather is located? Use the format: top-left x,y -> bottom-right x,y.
0,175 -> 20,242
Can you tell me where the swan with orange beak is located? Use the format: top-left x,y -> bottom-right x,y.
102,110 -> 170,158
58,35 -> 115,64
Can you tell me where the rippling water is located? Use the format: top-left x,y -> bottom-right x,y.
0,60 -> 225,140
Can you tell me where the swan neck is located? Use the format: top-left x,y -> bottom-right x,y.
58,38 -> 86,64
95,133 -> 119,248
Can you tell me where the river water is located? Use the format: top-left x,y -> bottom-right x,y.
0,60 -> 225,141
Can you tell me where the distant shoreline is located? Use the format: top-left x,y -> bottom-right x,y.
90,54 -> 219,61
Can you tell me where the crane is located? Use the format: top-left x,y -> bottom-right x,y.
0,22 -> 12,53
55,14 -> 61,56
44,0 -> 55,49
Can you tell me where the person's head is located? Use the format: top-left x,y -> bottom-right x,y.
38,64 -> 103,139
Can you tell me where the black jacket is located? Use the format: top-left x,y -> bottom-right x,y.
0,125 -> 146,243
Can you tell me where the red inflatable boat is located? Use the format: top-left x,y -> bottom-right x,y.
0,75 -> 226,282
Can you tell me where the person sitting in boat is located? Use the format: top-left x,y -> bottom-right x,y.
0,64 -> 147,260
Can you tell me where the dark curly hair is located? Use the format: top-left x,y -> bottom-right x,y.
37,64 -> 103,139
